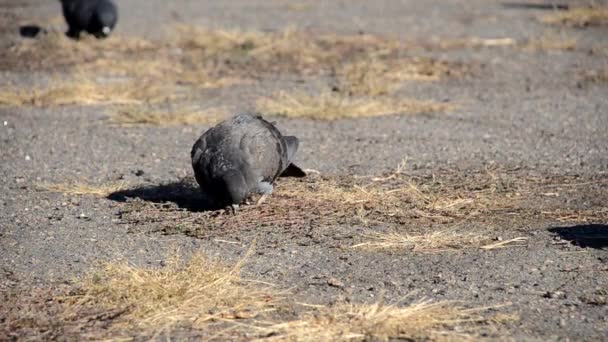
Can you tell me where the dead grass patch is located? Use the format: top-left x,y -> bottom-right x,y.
117,171 -> 527,240
107,105 -> 229,126
170,25 -> 436,77
256,90 -> 452,120
260,300 -> 495,341
2,255 -> 505,340
37,181 -> 128,196
171,25 -> 337,73
64,250 -> 278,336
541,7 -> 608,27
0,75 -> 175,107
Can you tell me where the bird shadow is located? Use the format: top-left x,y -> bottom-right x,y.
107,179 -> 219,212
548,224 -> 608,249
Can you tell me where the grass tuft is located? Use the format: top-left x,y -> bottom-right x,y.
66,249 -> 279,335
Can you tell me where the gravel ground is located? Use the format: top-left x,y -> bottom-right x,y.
1,0 -> 607,340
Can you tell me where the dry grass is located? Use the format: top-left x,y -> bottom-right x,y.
3,25 -> 465,111
256,90 -> 452,120
541,208 -> 608,223
65,250 -> 279,336
118,171 -> 528,239
2,253 -> 506,340
0,75 -> 175,107
260,300 -> 493,341
581,68 -> 608,84
334,58 -> 456,96
37,181 -> 128,196
351,231 -> 489,253
6,30 -> 157,72
524,32 -> 577,51
171,25 -> 337,73
541,7 -> 608,27
107,105 -> 229,126
435,37 -> 517,50
351,231 -> 527,253
2,28 -> 244,107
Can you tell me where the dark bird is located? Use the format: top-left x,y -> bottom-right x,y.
191,113 -> 305,212
60,0 -> 118,39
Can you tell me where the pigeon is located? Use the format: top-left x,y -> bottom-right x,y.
191,113 -> 305,212
60,0 -> 118,39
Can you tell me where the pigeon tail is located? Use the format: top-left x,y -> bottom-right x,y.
283,136 -> 299,163
280,163 -> 306,178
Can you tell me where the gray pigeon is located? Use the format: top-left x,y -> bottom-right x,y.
191,113 -> 305,211
60,0 -> 118,39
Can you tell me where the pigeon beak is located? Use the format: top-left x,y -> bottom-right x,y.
102,26 -> 111,36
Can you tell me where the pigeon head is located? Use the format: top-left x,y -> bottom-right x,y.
210,170 -> 249,206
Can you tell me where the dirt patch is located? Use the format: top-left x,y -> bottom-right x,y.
103,170 -> 608,245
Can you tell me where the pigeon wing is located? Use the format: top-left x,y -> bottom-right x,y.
239,129 -> 283,183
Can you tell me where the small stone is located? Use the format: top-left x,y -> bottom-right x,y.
327,277 -> 345,289
3,121 -> 7,126
25,155 -> 31,161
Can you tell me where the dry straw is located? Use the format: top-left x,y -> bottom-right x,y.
37,181 -> 128,196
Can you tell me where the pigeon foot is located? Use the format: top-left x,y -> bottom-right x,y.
231,204 -> 239,215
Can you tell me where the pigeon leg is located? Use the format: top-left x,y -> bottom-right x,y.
231,204 -> 239,215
